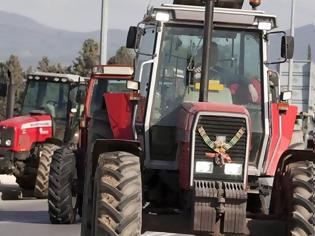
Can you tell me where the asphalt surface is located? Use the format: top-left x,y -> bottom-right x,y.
0,175 -> 285,236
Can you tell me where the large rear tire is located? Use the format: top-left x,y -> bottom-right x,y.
34,143 -> 59,199
48,147 -> 77,224
92,151 -> 142,236
81,111 -> 113,236
283,161 -> 315,236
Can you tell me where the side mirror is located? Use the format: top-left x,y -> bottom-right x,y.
280,91 -> 292,101
127,80 -> 140,91
0,83 -> 7,97
266,32 -> 294,65
126,26 -> 137,49
281,36 -> 294,59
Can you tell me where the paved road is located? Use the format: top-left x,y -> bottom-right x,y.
0,175 -> 78,236
0,175 -> 285,236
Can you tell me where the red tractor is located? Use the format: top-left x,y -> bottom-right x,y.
0,72 -> 86,198
81,1 -> 315,235
47,65 -> 134,224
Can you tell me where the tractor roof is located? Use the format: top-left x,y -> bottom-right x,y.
28,72 -> 86,83
145,4 -> 277,29
92,65 -> 134,76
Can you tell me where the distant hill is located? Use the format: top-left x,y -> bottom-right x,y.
0,11 -> 127,68
267,24 -> 315,66
291,24 -> 315,60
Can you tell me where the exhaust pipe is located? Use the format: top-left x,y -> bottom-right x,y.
6,70 -> 15,119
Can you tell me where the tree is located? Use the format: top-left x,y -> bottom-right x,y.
37,56 -> 51,72
107,46 -> 135,66
73,39 -> 99,76
25,66 -> 33,75
37,57 -> 69,73
307,44 -> 312,61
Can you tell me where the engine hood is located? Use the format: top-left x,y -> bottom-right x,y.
0,114 -> 53,153
0,115 -> 52,129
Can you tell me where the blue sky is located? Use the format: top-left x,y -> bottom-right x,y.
0,0 -> 313,32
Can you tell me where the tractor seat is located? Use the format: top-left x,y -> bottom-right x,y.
184,87 -> 233,104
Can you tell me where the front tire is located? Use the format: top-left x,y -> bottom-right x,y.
279,161 -> 315,236
34,143 -> 59,199
92,151 -> 142,236
48,147 -> 77,224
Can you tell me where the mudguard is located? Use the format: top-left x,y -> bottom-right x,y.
91,139 -> 141,175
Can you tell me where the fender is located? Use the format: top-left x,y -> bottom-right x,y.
91,139 -> 141,176
270,149 -> 315,215
275,149 -> 315,175
45,138 -> 63,147
264,104 -> 298,176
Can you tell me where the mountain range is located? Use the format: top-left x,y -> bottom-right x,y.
0,10 -> 314,68
0,11 -> 127,68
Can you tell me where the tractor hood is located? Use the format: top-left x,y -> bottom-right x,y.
0,115 -> 53,152
177,102 -> 251,142
0,115 -> 52,129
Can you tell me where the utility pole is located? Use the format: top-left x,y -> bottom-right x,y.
288,0 -> 295,94
100,0 -> 108,64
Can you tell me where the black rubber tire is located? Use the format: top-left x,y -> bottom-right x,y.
48,147 -> 77,224
284,161 -> 315,236
34,143 -> 59,199
80,112 -> 113,236
15,157 -> 38,190
92,151 -> 142,236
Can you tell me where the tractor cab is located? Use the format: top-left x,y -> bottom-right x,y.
20,72 -> 86,143
78,65 -> 134,152
85,65 -> 133,118
128,3 -> 294,176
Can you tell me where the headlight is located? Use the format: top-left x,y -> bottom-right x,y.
224,163 -> 243,176
5,139 -> 12,146
195,161 -> 213,174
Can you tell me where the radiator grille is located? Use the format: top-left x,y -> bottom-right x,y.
193,115 -> 248,181
195,115 -> 247,160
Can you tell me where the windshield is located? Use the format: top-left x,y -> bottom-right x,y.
151,25 -> 263,164
21,80 -> 70,119
90,78 -> 129,115
21,80 -> 70,141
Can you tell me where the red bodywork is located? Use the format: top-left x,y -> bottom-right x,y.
0,115 -> 52,153
176,102 -> 251,190
264,104 -> 297,175
104,93 -> 133,140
